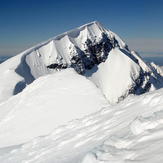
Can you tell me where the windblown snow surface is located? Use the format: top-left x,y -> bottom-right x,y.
0,87 -> 163,163
0,21 -> 163,163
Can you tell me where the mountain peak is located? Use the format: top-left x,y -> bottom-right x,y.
0,22 -> 162,104
54,20 -> 104,41
79,21 -> 102,28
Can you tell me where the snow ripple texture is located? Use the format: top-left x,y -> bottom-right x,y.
0,89 -> 163,163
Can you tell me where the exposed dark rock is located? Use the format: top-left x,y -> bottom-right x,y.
129,70 -> 152,95
47,63 -> 67,70
47,32 -> 119,74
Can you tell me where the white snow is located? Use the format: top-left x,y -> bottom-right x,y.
0,21 -> 161,103
87,48 -> 141,103
0,55 -> 24,103
0,21 -> 163,163
0,69 -> 108,147
0,88 -> 163,163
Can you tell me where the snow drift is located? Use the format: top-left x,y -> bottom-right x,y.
0,21 -> 162,103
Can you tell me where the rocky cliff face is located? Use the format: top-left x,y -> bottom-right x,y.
47,32 -> 120,74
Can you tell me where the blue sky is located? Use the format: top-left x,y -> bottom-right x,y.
0,0 -> 163,56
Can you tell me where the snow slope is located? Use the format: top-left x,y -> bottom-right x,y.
87,48 -> 141,103
0,88 -> 163,163
82,89 -> 163,163
0,21 -> 163,163
0,69 -> 108,147
0,21 -> 162,103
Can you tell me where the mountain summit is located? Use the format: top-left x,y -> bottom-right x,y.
0,21 -> 162,103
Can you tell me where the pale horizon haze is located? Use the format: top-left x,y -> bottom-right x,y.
0,0 -> 163,57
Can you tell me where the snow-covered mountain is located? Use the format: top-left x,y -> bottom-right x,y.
0,21 -> 163,163
0,21 -> 162,103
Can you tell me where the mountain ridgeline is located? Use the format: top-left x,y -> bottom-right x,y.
0,21 -> 162,103
47,32 -> 120,74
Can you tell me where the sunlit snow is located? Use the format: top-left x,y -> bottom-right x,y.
0,21 -> 162,163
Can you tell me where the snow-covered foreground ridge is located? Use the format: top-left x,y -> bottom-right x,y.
0,88 -> 163,163
0,69 -> 108,147
0,21 -> 162,103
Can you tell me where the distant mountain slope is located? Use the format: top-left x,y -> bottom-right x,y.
0,21 -> 162,103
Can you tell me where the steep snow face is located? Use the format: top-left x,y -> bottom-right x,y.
24,21 -> 127,77
0,21 -> 162,103
87,48 -> 141,103
0,54 -> 26,103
